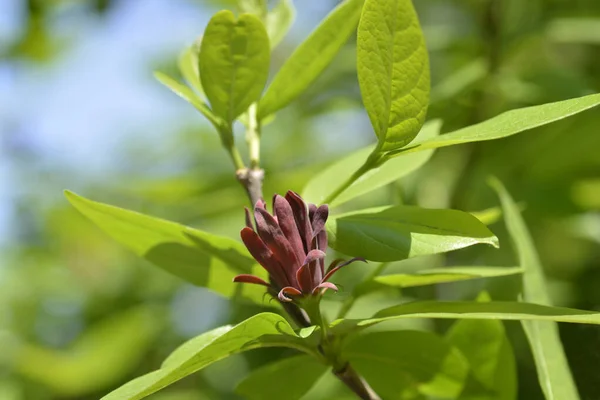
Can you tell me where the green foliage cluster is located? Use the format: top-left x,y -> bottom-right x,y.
2,0 -> 600,399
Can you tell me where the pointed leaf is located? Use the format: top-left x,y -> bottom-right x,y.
446,292 -> 517,400
490,178 -> 580,400
266,0 -> 295,48
259,0 -> 364,119
65,191 -> 267,304
302,120 -> 441,207
371,266 -> 522,289
330,301 -> 600,337
235,355 -> 327,400
327,205 -> 499,262
344,331 -> 469,399
153,72 -> 219,127
398,93 -> 600,154
178,46 -> 204,97
199,11 -> 270,122
358,0 -> 430,151
102,313 -> 309,400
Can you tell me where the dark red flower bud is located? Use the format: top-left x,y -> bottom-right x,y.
233,191 -> 365,302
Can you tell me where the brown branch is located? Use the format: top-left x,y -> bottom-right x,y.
236,167 -> 265,207
333,363 -> 381,400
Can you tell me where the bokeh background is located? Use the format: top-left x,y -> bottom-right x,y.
1,0 -> 599,399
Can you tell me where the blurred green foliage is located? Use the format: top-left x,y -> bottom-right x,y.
1,0 -> 600,399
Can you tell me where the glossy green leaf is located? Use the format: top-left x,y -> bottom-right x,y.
178,46 -> 204,96
357,0 -> 430,151
236,355 -> 327,400
446,292 -> 517,400
153,72 -> 219,127
490,178 -> 580,400
102,313 -> 309,400
371,266 -> 522,289
64,191 -> 267,304
330,301 -> 600,337
199,11 -> 270,122
259,0 -> 364,119
16,306 -> 164,397
327,205 -> 499,262
302,120 -> 441,207
344,330 -> 469,399
266,0 -> 295,48
398,93 -> 600,154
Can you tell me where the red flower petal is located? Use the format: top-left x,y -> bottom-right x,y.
278,286 -> 302,302
233,274 -> 271,287
254,208 -> 302,285
312,281 -> 338,295
273,195 -> 306,266
296,263 -> 313,293
285,191 -> 313,253
311,205 -> 329,238
240,227 -> 290,288
323,257 -> 367,283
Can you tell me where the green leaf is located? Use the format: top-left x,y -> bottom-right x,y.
64,191 -> 267,304
371,266 -> 522,289
330,301 -> 600,337
446,292 -> 517,400
302,120 -> 441,207
266,0 -> 295,48
178,46 -> 204,96
258,0 -> 364,119
357,0 -> 430,151
344,330 -> 469,399
101,313 -> 309,400
235,355 -> 327,400
490,178 -> 580,400
199,11 -> 270,122
327,205 -> 499,262
398,93 -> 600,154
153,72 -> 219,127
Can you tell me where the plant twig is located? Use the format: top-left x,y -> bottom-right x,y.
236,167 -> 265,208
333,363 -> 381,400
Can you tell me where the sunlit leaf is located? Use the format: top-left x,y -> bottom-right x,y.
102,313 -> 311,400
65,191 -> 267,304
259,0 -> 364,119
344,330 -> 469,399
199,11 -> 270,122
371,266 -> 522,289
302,120 -> 441,207
177,46 -> 204,96
397,93 -> 600,155
327,205 -> 499,262
490,178 -> 580,400
357,0 -> 430,151
235,355 -> 327,400
330,301 -> 600,337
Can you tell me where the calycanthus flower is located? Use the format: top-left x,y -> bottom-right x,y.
233,191 -> 364,302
